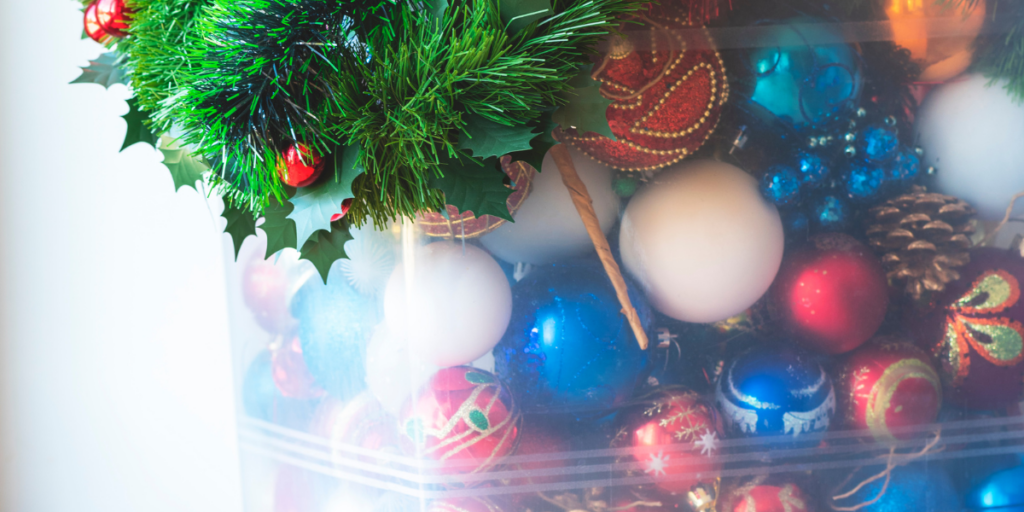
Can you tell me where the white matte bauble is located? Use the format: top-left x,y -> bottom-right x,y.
383,242 -> 512,367
917,73 -> 1024,220
619,160 -> 785,323
364,326 -> 439,415
480,146 -> 620,264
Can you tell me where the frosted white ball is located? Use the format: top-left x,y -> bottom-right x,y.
383,242 -> 511,367
619,160 -> 784,323
480,146 -> 620,264
364,326 -> 439,415
917,73 -> 1024,220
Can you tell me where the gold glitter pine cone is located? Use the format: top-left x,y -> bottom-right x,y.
865,186 -> 976,300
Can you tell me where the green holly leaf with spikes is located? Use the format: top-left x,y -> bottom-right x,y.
261,194 -> 298,259
71,52 -> 128,89
222,202 -> 258,260
552,65 -> 616,141
501,0 -> 552,34
300,224 -> 354,283
121,97 -> 159,152
158,136 -> 208,192
429,155 -> 514,221
458,115 -> 538,160
510,113 -> 558,171
287,144 -> 364,247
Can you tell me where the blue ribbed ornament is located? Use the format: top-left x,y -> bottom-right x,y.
965,465 -> 1024,511
797,152 -> 829,188
809,195 -> 851,232
859,125 -> 899,162
494,262 -> 652,415
843,164 -> 886,203
715,345 -> 835,443
760,165 -> 802,206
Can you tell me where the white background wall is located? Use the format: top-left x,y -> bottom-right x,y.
0,1 -> 243,511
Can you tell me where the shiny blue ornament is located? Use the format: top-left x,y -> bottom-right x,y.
843,164 -> 886,203
242,350 -> 318,428
715,345 -> 835,442
760,165 -> 802,206
494,262 -> 653,415
859,125 -> 899,162
797,152 -> 829,188
292,270 -> 382,400
834,465 -> 960,512
966,465 -> 1024,510
809,195 -> 851,232
746,19 -> 862,127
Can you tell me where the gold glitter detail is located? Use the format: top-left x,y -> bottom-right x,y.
935,321 -> 967,386
955,270 -> 1020,314
961,318 -> 1024,364
866,358 -> 940,442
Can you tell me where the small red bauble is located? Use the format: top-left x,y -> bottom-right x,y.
837,340 -> 941,442
312,392 -> 402,468
771,234 -> 889,355
242,258 -> 295,334
271,337 -> 325,400
95,0 -> 131,38
913,247 -> 1024,410
84,3 -> 109,44
612,389 -> 722,495
732,484 -> 811,512
329,198 -> 353,222
555,3 -> 728,172
428,497 -> 504,512
278,143 -> 325,187
399,367 -> 520,483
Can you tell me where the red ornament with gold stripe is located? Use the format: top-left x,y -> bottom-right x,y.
836,339 -> 941,442
418,157 -> 533,239
611,388 -> 722,496
399,367 -> 521,484
914,247 -> 1024,410
427,497 -> 505,512
555,2 -> 728,172
731,483 -> 811,512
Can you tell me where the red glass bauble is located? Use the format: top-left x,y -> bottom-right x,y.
732,484 -> 811,512
95,0 -> 131,38
272,337 -> 326,400
912,247 -> 1024,410
311,392 -> 402,469
555,3 -> 728,172
428,497 -> 504,512
242,258 -> 295,334
836,340 -> 941,442
83,3 -> 109,44
399,367 -> 520,483
278,143 -> 325,187
329,198 -> 354,222
611,389 -> 722,495
771,234 -> 889,355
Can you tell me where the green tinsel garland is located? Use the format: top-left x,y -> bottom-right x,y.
967,0 -> 1024,102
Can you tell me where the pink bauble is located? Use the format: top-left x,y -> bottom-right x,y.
243,258 -> 295,334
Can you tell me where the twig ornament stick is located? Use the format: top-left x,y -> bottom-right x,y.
549,143 -> 650,350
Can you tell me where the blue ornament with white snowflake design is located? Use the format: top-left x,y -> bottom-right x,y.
843,163 -> 887,203
760,165 -> 802,206
715,345 -> 835,444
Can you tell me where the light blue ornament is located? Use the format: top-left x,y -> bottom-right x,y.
966,465 -> 1024,511
834,465 -> 960,512
241,350 -> 319,428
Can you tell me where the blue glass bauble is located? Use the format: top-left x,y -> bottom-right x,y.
834,465 -> 960,512
809,195 -> 851,232
494,262 -> 653,415
760,165 -> 802,206
859,125 -> 899,162
797,152 -> 829,188
890,148 -> 921,185
747,19 -> 862,127
242,350 -> 318,428
843,164 -> 886,203
966,465 -> 1024,510
715,345 -> 835,441
292,270 -> 383,400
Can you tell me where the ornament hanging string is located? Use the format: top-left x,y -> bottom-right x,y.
980,190 -> 1024,246
550,144 -> 650,350
830,431 -> 943,512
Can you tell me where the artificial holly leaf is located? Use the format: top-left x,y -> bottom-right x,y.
510,113 -> 558,171
261,194 -> 298,259
552,65 -> 616,141
300,224 -> 354,283
158,136 -> 208,191
286,144 -> 364,246
501,0 -> 552,34
121,97 -> 159,151
71,52 -> 128,89
429,155 -> 514,221
458,115 -> 538,160
222,202 -> 258,260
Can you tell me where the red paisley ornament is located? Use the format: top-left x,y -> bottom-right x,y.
556,4 -> 728,172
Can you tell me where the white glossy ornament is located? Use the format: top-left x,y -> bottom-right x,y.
619,160 -> 784,323
364,326 -> 439,415
917,73 -> 1024,220
383,242 -> 512,367
480,146 -> 620,264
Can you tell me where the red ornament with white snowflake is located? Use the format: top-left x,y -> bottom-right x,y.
277,143 -> 325,188
731,483 -> 811,512
612,389 -> 723,495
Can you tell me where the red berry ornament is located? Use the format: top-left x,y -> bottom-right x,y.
836,340 -> 941,442
95,0 -> 131,38
399,367 -> 520,483
428,497 -> 504,512
329,198 -> 353,222
732,484 -> 810,512
278,144 -> 325,187
772,234 -> 889,355
84,3 -> 109,43
612,389 -> 722,496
